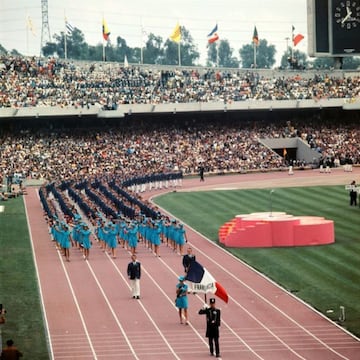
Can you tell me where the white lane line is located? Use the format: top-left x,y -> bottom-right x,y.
84,259 -> 140,360
149,197 -> 353,360
182,220 -> 352,360
154,250 -> 266,360
25,193 -> 55,360
105,252 -> 184,360
55,250 -> 98,359
28,189 -> 98,360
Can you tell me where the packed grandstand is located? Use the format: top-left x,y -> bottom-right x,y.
1,55 -> 359,233
1,55 -> 360,108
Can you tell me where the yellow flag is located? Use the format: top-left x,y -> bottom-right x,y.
27,16 -> 36,37
170,22 -> 181,43
102,18 -> 110,41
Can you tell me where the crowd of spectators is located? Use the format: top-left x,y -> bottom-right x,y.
1,55 -> 360,109
1,55 -> 360,211
1,117 -> 359,189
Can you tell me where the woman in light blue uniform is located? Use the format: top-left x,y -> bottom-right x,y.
106,222 -> 118,258
152,221 -> 161,257
127,221 -> 139,255
61,222 -> 71,262
175,223 -> 187,256
80,224 -> 92,260
175,275 -> 189,324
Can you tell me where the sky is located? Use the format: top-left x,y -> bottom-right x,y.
0,0 -> 308,65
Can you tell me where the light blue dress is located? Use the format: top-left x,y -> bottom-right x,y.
175,282 -> 188,309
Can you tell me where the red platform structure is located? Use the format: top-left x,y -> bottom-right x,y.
218,212 -> 334,248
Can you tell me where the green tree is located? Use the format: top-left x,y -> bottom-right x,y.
42,28 -> 89,59
143,33 -> 164,64
0,44 -> 8,55
162,27 -> 199,66
310,56 -> 360,70
87,44 -> 103,61
113,36 -> 137,63
42,42 -> 58,58
280,47 -> 308,69
207,40 -> 239,67
239,39 -> 276,68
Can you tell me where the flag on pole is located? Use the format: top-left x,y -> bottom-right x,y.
207,24 -> 219,44
26,16 -> 36,37
185,260 -> 229,303
170,22 -> 181,43
102,18 -> 110,41
293,33 -> 304,46
291,25 -> 304,46
252,26 -> 259,46
65,19 -> 74,36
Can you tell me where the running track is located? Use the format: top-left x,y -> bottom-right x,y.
24,168 -> 360,359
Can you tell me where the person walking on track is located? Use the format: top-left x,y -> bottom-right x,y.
198,297 -> 221,358
127,254 -> 141,299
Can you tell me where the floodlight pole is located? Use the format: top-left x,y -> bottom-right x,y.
269,189 -> 274,217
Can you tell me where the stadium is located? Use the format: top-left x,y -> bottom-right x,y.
1,1 -> 360,359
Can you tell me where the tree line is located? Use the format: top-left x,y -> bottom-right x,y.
2,25 -> 360,70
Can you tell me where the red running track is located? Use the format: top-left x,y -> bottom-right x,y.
25,169 -> 360,360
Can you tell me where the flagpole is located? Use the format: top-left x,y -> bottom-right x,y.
102,14 -> 106,62
253,42 -> 256,69
64,33 -> 67,60
291,26 -> 294,61
26,14 -> 29,56
216,42 -> 219,67
178,42 -> 181,66
64,10 -> 68,60
140,25 -> 144,65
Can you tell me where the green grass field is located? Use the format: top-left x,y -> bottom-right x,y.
0,196 -> 49,359
0,184 -> 359,360
154,185 -> 360,337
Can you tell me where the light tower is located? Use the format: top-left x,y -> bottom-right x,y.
40,0 -> 51,55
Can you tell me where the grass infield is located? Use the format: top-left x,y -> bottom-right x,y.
0,196 -> 49,359
155,185 -> 360,338
0,185 -> 359,359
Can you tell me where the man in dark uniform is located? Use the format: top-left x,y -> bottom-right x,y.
199,165 -> 205,182
198,298 -> 221,358
127,254 -> 141,299
349,180 -> 357,206
182,246 -> 196,273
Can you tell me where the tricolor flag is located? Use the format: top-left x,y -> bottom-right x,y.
207,24 -> 219,44
102,18 -> 110,41
253,26 -> 259,46
185,260 -> 229,303
170,22 -> 181,43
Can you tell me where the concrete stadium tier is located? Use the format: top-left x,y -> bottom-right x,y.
219,212 -> 334,248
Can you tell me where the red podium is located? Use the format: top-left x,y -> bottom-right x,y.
219,212 -> 334,248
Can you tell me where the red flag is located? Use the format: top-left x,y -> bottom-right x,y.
293,33 -> 304,46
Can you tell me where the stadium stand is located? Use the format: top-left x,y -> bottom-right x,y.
1,55 -> 359,226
